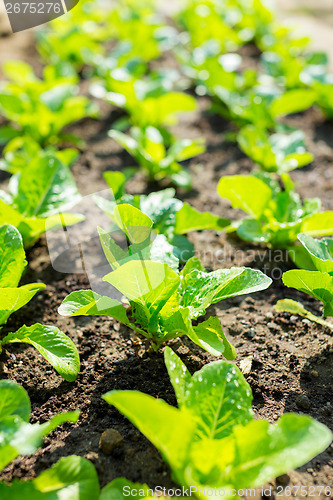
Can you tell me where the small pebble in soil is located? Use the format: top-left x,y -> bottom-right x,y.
267,322 -> 279,331
295,394 -> 311,410
311,370 -> 319,378
99,428 -> 123,455
276,474 -> 290,486
246,328 -> 256,339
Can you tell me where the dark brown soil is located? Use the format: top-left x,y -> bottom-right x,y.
0,26 -> 333,500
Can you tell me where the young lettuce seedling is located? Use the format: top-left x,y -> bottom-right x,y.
94,171 -> 229,263
59,206 -> 271,356
91,67 -> 197,132
0,382 -> 168,499
0,225 -> 80,381
0,61 -> 97,147
218,173 -> 333,248
276,233 -> 333,329
0,456 -> 100,500
0,151 -> 83,248
0,381 -> 103,499
0,137 -> 79,174
0,380 -> 79,473
176,0 -> 274,52
103,348 -> 332,499
237,125 -> 313,174
108,126 -> 205,188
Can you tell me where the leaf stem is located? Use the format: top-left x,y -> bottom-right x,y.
275,299 -> 333,332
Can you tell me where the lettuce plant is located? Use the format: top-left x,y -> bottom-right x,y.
104,348 -> 332,498
0,379 -> 79,473
108,126 -> 205,188
0,456 -> 100,500
91,68 -> 196,131
0,381 -> 163,499
94,171 -> 228,261
218,173 -> 333,248
0,61 -> 97,147
0,151 -> 83,248
0,137 -> 79,174
214,85 -> 316,130
313,80 -> 333,120
237,126 -> 313,174
176,0 -> 242,52
36,0 -> 109,73
59,208 -> 271,356
106,0 -> 168,64
0,225 -> 80,381
176,0 -> 274,51
277,233 -> 333,328
261,49 -> 328,91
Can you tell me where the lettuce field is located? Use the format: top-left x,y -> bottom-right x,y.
0,0 -> 333,498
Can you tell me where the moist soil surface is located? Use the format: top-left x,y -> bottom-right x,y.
0,26 -> 333,500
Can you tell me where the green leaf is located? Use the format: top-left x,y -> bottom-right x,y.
298,233 -> 333,273
188,415 -> 332,490
103,390 -> 195,471
288,244 -> 318,271
34,456 -> 99,499
113,204 -> 153,244
217,175 -> 272,217
301,211 -> 333,237
141,92 -> 197,127
140,188 -> 182,235
0,380 -> 30,422
270,89 -> 316,117
181,267 -> 243,318
237,126 -> 313,174
184,360 -> 253,440
1,323 -> 80,381
97,226 -> 129,270
12,154 -> 81,218
2,61 -> 37,84
0,224 -> 26,288
192,317 -> 236,360
181,267 -> 271,319
58,290 -> 129,324
150,234 -> 180,271
0,284 -> 45,325
103,171 -> 126,200
237,219 -> 270,243
168,138 -> 206,162
180,256 -> 206,276
104,260 -> 180,306
282,269 -> 333,317
175,203 -> 229,234
164,346 -> 191,408
170,234 -> 194,263
0,456 -> 99,500
0,405 -> 79,472
0,94 -> 23,115
0,200 -> 46,248
0,126 -> 20,145
100,479 -> 153,500
275,299 -> 333,330
212,267 -> 272,301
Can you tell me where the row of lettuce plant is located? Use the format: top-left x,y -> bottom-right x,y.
0,0 -> 332,497
1,352 -> 332,498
